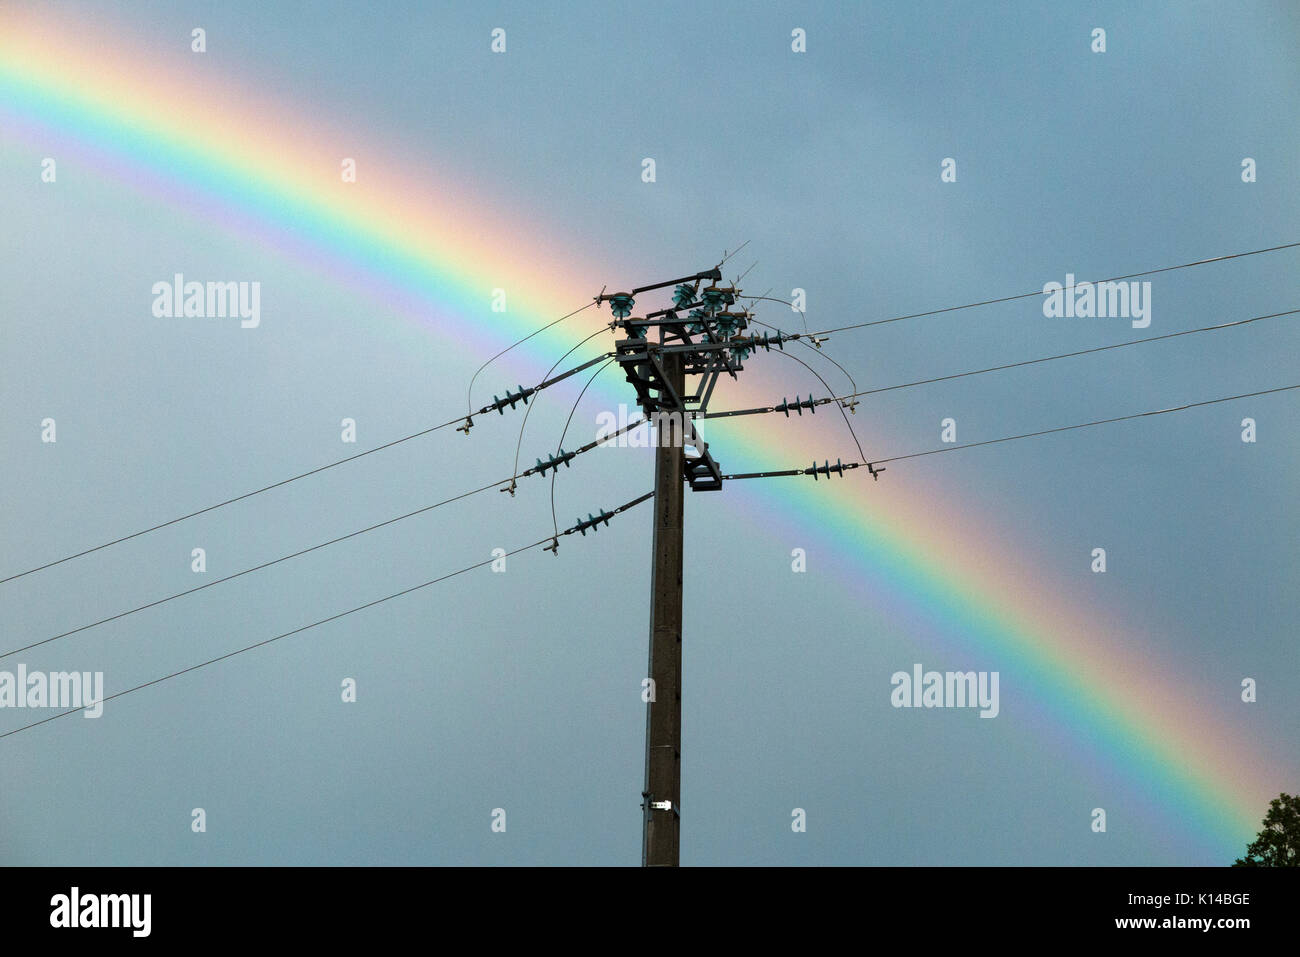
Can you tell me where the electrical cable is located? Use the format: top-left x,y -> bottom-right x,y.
0,490 -> 655,741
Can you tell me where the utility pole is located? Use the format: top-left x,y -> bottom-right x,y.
601,265 -> 780,866
597,264 -> 832,864
484,259 -> 881,865
642,349 -> 684,866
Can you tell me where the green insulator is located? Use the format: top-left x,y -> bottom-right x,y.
608,293 -> 635,318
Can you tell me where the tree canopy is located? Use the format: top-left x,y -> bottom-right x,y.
1233,792 -> 1299,867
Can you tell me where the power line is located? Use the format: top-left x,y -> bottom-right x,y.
2,416 -> 652,660
0,490 -> 655,741
739,294 -> 811,336
28,244 -> 1284,588
15,244 -> 1290,587
466,299 -> 597,416
835,308 -> 1298,405
507,325 -> 611,494
0,350 -> 612,586
806,241 -> 1300,337
1,477 -> 510,659
870,384 -> 1300,466
550,358 -> 617,537
701,307 -> 1299,420
717,383 -> 1300,479
717,239 -> 751,269
766,349 -> 868,464
0,418 -> 462,586
745,312 -> 858,393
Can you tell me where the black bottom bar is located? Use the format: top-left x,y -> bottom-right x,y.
3,866 -> 1292,943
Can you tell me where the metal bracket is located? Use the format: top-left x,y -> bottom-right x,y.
642,792 -> 681,819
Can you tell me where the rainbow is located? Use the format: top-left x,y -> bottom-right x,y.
1,10 -> 1288,860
